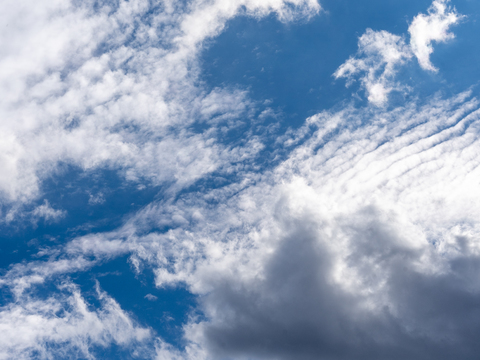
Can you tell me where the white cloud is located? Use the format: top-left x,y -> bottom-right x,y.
32,200 -> 66,223
409,0 -> 462,72
334,29 -> 412,106
335,0 -> 463,105
0,281 -> 152,360
0,0 -> 320,209
9,90 -> 479,359
0,1 -> 322,356
88,192 -> 106,206
1,0 -> 478,359
144,294 -> 158,301
166,92 -> 480,358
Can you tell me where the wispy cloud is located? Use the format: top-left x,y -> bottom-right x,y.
334,29 -> 412,106
32,200 -> 66,223
0,281 -> 152,359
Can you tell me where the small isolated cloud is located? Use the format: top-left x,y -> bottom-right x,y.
409,0 -> 463,72
144,293 -> 158,301
334,29 -> 412,106
88,192 -> 105,205
335,0 -> 463,105
32,200 -> 65,223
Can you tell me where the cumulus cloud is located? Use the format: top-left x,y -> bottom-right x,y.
334,29 -> 412,106
158,92 -> 480,359
409,0 -> 463,72
1,0 -> 478,359
335,0 -> 463,104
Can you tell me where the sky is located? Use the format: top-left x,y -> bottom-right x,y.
1,0 -> 480,359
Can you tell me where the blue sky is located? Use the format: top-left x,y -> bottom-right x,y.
1,0 -> 480,359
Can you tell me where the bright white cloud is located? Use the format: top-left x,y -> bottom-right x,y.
334,29 -> 412,106
0,0 -> 322,357
0,281 -> 152,360
0,0 -> 320,208
153,92 -> 480,359
409,0 -> 462,72
1,0 -> 478,359
335,0 -> 463,105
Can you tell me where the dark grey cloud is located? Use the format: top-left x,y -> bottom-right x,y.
196,206 -> 480,360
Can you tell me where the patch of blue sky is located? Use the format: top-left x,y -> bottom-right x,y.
200,0 -> 480,122
0,167 -> 158,264
427,1 -> 480,91
0,164 -> 199,347
74,255 -> 198,349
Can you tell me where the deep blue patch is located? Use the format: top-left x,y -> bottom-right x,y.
0,166 -> 161,272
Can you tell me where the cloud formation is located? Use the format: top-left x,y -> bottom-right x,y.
0,281 -> 152,360
0,0 -> 320,208
1,0 -> 478,359
409,0 -> 462,72
7,90 -> 480,359
158,92 -> 480,359
0,0 -> 321,357
334,29 -> 412,106
31,200 -> 66,223
335,0 -> 462,105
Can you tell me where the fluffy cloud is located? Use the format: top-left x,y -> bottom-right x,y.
0,0 -> 320,207
409,0 -> 462,72
0,0 -> 321,357
334,29 -> 412,106
160,92 -> 480,359
335,0 -> 462,105
1,0 -> 478,359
